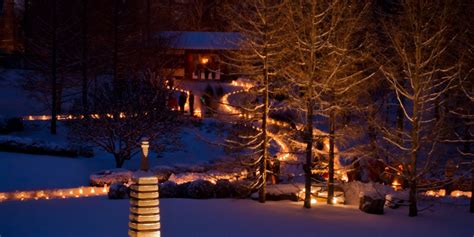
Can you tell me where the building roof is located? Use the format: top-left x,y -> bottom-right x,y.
159,31 -> 243,50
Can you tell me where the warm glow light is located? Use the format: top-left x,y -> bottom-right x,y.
141,138 -> 150,158
341,173 -> 349,182
391,179 -> 401,191
311,198 -> 317,204
201,57 -> 209,64
0,185 -> 110,202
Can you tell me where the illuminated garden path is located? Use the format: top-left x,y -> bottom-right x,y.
0,82 -> 293,203
219,83 -> 292,162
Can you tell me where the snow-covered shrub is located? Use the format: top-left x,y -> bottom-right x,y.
168,171 -> 240,184
359,194 -> 385,215
186,179 -> 215,199
0,135 -> 92,157
215,179 -> 234,198
90,169 -> 132,186
177,182 -> 192,198
231,180 -> 252,198
159,181 -> 179,198
341,181 -> 407,205
151,166 -> 175,183
108,183 -> 130,199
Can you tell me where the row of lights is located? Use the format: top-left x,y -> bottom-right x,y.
23,87 -> 198,121
424,189 -> 472,198
298,188 -> 343,204
230,80 -> 254,90
0,185 -> 109,202
221,88 -> 293,162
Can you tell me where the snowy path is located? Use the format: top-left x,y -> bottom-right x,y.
0,197 -> 472,237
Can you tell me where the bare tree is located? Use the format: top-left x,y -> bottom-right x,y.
284,0 -> 374,207
224,0 -> 288,203
22,0 -> 77,134
80,0 -> 89,113
378,0 -> 461,216
0,0 -> 20,52
70,70 -> 179,168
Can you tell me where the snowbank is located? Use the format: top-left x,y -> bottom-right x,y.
341,181 -> 408,205
89,169 -> 132,186
168,171 -> 243,184
0,135 -> 92,157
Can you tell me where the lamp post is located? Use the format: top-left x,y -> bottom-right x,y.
140,137 -> 150,171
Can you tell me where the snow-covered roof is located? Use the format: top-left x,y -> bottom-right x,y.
159,31 -> 243,50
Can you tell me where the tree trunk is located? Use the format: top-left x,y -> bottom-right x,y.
258,7 -> 270,204
304,106 -> 314,208
470,161 -> 474,213
81,0 -> 89,113
112,0 -> 119,95
396,102 -> 404,139
408,179 -> 417,216
259,59 -> 269,204
23,0 -> 31,53
304,89 -> 314,208
114,154 -> 124,168
50,0 -> 57,135
327,91 -> 335,204
146,0 -> 151,46
409,102 -> 419,217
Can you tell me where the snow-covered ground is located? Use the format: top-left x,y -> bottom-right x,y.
0,70 -> 43,117
0,197 -> 472,237
0,120 -> 228,192
1,70 -> 473,237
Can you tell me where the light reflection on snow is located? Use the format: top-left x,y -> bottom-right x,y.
0,185 -> 109,203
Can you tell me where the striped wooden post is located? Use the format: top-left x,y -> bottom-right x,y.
128,175 -> 160,237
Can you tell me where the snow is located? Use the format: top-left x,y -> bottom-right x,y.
89,169 -> 132,186
342,181 -> 407,205
0,119 -> 230,191
0,134 -> 80,155
0,70 -> 42,117
0,197 -> 472,237
0,152 -> 112,192
167,170 -> 242,184
1,70 -> 473,237
157,119 -> 228,167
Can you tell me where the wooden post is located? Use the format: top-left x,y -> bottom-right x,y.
128,175 -> 160,237
140,138 -> 150,171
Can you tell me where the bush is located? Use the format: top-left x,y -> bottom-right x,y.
215,179 -> 234,198
0,117 -> 24,134
177,182 -> 191,198
186,179 -> 215,199
159,181 -> 179,198
90,169 -> 132,186
232,181 -> 252,198
151,166 -> 174,183
108,183 -> 130,199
